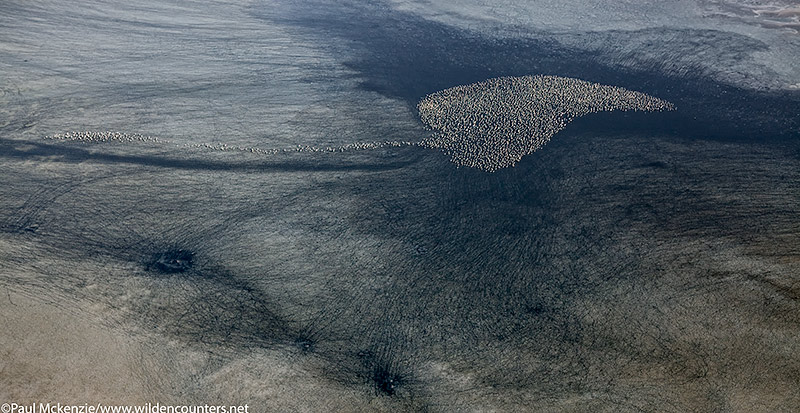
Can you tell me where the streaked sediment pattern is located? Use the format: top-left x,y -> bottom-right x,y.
2,0 -> 799,411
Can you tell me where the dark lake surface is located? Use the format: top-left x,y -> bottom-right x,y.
1,0 -> 798,411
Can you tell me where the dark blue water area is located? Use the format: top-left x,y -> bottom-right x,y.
264,1 -> 800,143
255,1 -> 799,301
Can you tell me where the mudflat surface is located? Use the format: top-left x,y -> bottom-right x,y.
1,1 -> 799,411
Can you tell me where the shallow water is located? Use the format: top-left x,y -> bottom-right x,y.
1,0 -> 799,411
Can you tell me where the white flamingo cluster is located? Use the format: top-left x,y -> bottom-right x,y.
44,131 -> 164,143
418,75 -> 675,172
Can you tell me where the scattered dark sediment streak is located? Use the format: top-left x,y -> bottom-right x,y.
2,140 -> 414,173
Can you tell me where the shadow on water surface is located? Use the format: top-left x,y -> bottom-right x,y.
265,0 -> 800,142
0,140 -> 421,173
